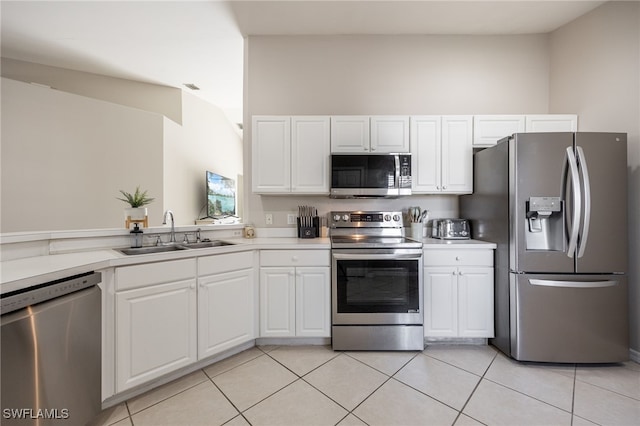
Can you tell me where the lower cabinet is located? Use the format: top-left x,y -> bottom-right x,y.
198,252 -> 255,358
115,259 -> 197,392
424,249 -> 494,338
259,250 -> 331,338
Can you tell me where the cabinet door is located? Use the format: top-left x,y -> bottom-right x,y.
198,269 -> 254,359
424,267 -> 458,337
252,116 -> 291,193
295,267 -> 331,337
410,116 -> 441,193
116,279 -> 197,391
458,267 -> 495,338
260,267 -> 295,337
291,116 -> 330,194
525,114 -> 578,132
331,116 -> 370,152
441,115 -> 473,194
370,116 -> 410,153
473,115 -> 525,147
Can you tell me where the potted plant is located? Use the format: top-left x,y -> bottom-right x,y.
117,186 -> 154,226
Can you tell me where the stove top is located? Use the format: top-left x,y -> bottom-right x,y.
329,211 -> 422,249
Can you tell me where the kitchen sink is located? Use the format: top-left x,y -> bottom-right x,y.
179,240 -> 234,249
116,245 -> 190,256
116,240 -> 234,255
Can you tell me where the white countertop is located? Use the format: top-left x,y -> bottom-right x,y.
1,236 -> 495,294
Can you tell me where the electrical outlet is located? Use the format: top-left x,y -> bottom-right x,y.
287,214 -> 297,225
265,213 -> 273,225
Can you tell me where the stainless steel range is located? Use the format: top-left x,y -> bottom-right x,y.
330,211 -> 424,351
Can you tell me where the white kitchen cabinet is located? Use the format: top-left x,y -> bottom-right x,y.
331,116 -> 410,153
424,249 -> 494,338
252,116 -> 330,194
411,115 -> 473,194
525,114 -> 578,132
259,250 -> 331,338
197,251 -> 255,359
115,259 -> 197,392
473,115 -> 526,147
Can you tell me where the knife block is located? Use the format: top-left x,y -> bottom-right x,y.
297,217 -> 319,239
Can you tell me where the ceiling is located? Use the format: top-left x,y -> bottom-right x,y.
0,1 -> 607,123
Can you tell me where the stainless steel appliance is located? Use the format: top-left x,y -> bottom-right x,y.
431,218 -> 470,240
1,272 -> 102,425
330,153 -> 412,198
330,211 -> 424,350
460,132 -> 628,363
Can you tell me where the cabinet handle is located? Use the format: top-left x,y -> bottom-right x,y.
190,283 -> 196,290
459,271 -> 463,276
437,186 -> 441,190
292,256 -> 298,262
443,186 -> 447,190
456,256 -> 461,261
452,271 -> 457,275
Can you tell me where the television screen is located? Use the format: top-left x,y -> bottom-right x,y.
206,171 -> 236,218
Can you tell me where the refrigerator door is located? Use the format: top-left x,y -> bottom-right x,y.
573,133 -> 627,274
511,133 -> 575,273
510,273 -> 628,363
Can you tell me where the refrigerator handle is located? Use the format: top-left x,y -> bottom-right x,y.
529,279 -> 617,289
563,146 -> 581,258
576,146 -> 591,258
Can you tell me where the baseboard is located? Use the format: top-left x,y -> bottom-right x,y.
630,348 -> 640,364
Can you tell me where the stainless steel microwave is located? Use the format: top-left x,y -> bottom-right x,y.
330,153 -> 412,198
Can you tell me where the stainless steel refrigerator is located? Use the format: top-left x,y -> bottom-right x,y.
460,132 -> 628,363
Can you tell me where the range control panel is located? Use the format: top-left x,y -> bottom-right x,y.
329,211 -> 403,228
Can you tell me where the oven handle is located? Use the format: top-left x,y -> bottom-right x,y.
332,253 -> 423,261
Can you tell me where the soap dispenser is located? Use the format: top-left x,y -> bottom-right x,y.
130,223 -> 143,248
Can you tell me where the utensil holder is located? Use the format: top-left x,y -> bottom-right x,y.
297,217 -> 319,239
410,222 -> 424,240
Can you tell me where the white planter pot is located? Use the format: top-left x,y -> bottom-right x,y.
124,207 -> 148,220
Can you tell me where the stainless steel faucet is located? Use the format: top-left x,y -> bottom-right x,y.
162,210 -> 176,243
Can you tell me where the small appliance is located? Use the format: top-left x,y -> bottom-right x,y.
330,153 -> 411,198
431,219 -> 470,240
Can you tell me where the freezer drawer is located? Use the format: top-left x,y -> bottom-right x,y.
510,273 -> 628,363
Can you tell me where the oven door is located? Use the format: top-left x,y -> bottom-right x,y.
332,249 -> 423,325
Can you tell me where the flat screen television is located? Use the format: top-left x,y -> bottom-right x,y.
206,171 -> 236,218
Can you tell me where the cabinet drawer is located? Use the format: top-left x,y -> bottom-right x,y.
424,249 -> 493,267
198,251 -> 254,276
115,259 -> 196,291
260,250 -> 330,267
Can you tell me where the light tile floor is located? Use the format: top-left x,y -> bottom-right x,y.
93,345 -> 640,426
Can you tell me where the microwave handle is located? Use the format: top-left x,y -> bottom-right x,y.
394,155 -> 400,188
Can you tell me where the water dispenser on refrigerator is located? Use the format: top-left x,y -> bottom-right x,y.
525,196 -> 564,251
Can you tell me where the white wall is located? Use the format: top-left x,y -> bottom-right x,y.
0,77 -> 165,232
549,1 -> 640,354
244,34 -> 551,227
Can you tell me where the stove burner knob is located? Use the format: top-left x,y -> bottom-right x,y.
333,214 -> 341,221
383,214 -> 391,222
342,214 -> 350,221
392,214 -> 401,222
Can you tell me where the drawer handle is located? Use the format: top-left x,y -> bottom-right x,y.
292,256 -> 299,262
456,256 -> 461,261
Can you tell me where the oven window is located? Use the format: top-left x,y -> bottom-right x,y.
335,259 -> 420,313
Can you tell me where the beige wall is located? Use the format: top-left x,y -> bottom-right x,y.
163,91 -> 244,225
0,77 -> 164,231
2,58 -> 183,124
244,34 -> 551,227
1,71 -> 244,232
549,1 -> 640,354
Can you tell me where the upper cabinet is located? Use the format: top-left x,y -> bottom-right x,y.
252,116 -> 330,194
473,114 -> 578,147
525,114 -> 578,133
411,115 -> 473,194
331,116 -> 410,153
473,115 -> 526,147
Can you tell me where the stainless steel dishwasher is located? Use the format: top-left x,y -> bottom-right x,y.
1,271 -> 102,426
